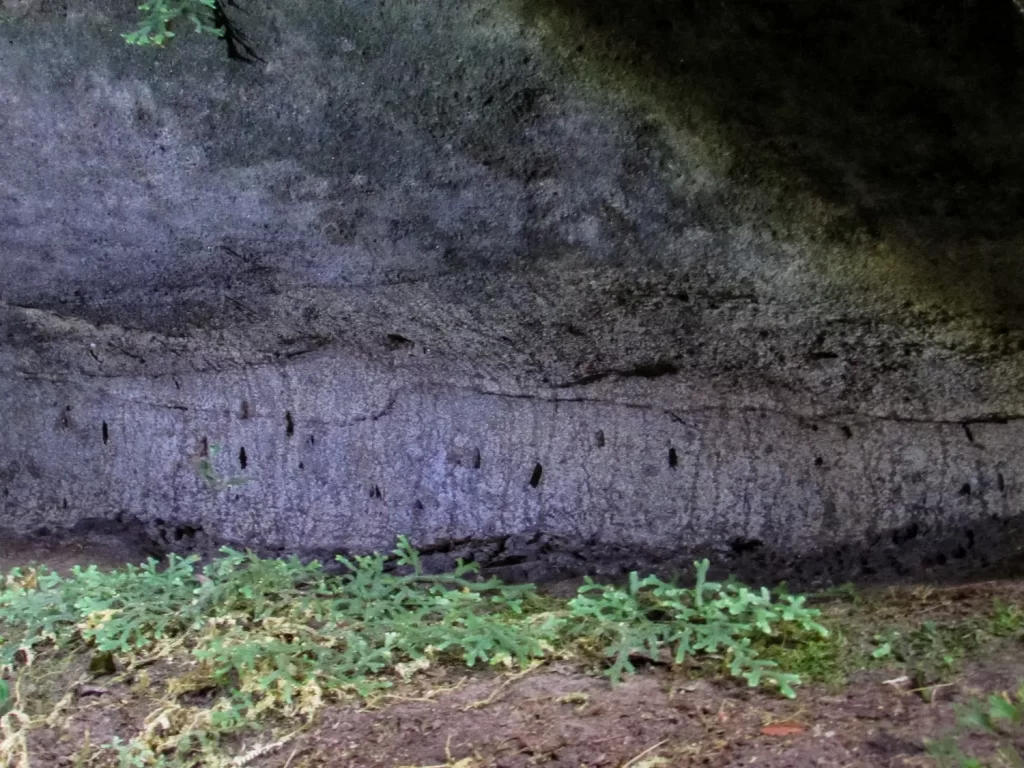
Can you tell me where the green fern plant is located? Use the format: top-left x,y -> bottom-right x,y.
566,560 -> 829,698
122,0 -> 224,47
0,542 -> 831,765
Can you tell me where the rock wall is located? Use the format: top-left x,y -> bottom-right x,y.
2,0 -> 1023,583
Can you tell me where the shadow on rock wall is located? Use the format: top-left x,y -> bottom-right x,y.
524,0 -> 1024,323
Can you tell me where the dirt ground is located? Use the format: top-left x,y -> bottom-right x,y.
20,649 -> 1024,768
0,525 -> 163,577
258,662 -> 1022,768
4,539 -> 1024,768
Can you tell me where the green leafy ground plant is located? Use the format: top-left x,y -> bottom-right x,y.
568,561 -> 829,697
928,685 -> 1024,767
0,540 -> 827,766
867,598 -> 1024,693
122,0 -> 223,47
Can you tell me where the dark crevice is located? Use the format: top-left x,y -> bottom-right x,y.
9,513 -> 1024,589
556,371 -> 614,388
173,524 -> 201,541
385,333 -> 415,349
623,360 -> 680,379
557,361 -> 679,388
285,411 -> 294,437
472,386 -> 1024,430
892,522 -> 920,546
964,415 -> 1010,425
730,537 -> 763,554
211,0 -> 263,63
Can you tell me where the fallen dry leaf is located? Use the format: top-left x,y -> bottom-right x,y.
760,722 -> 807,737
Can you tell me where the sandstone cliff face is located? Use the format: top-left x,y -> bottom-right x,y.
1,0 -> 1022,583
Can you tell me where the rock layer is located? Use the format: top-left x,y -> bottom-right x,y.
2,0 -> 1023,582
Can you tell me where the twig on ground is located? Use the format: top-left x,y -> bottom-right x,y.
622,739 -> 668,768
463,661 -> 545,711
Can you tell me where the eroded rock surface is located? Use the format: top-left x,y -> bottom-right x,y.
2,0 -> 1023,584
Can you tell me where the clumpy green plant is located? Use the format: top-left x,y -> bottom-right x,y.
0,540 -> 828,766
870,620 -> 981,687
756,630 -> 848,690
928,685 -> 1024,767
568,562 -> 829,698
867,596 -> 1024,692
122,0 -> 223,47
990,599 -> 1024,638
